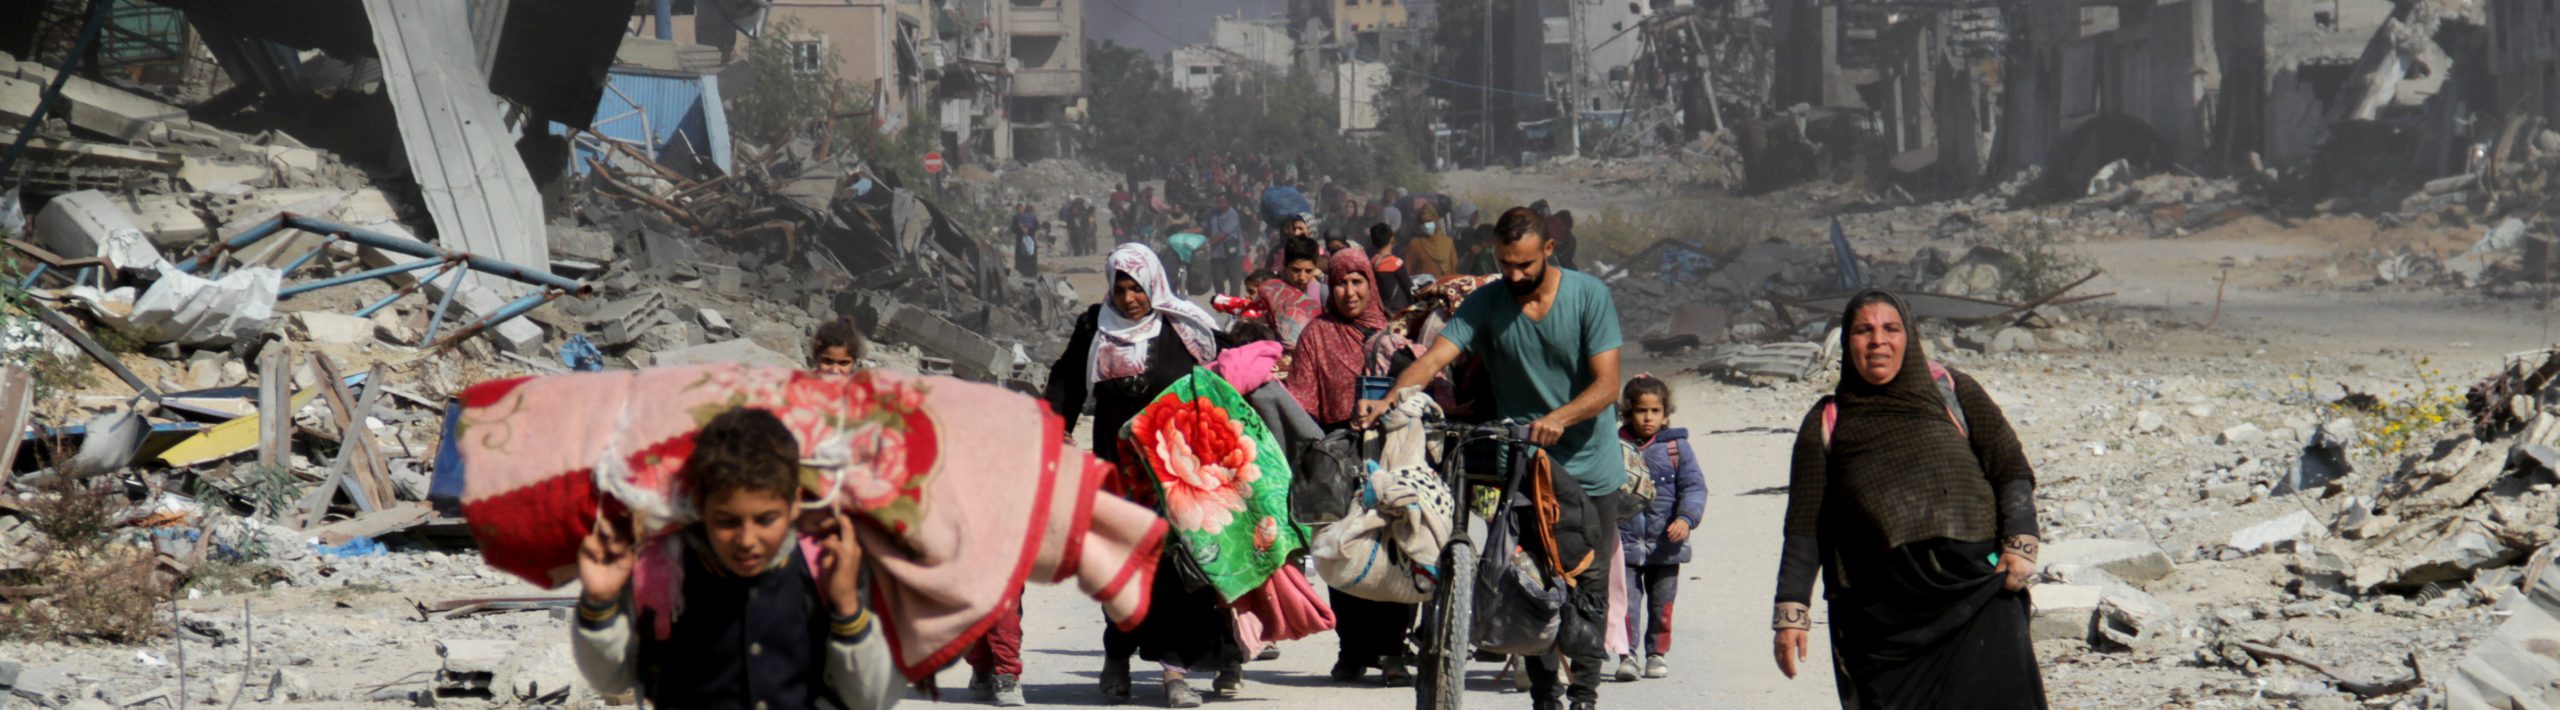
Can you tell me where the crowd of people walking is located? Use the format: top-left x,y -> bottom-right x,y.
568,155 -> 2053,710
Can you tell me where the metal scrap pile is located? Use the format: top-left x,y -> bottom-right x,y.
1595,2 -> 1774,159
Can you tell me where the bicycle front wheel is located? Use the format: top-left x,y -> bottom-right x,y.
1419,539 -> 1476,710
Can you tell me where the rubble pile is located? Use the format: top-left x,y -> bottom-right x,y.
992,157 -> 1122,212
0,12 -> 1072,708
1931,345 -> 2560,708
1601,219 -> 2108,385
565,132 -> 1072,387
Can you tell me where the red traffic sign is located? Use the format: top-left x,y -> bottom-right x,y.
923,152 -> 946,174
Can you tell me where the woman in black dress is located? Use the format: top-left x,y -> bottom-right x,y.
1045,243 -> 1238,708
1771,290 -> 2048,709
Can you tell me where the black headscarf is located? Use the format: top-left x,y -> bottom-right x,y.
1814,289 -> 2000,552
1832,290 -> 1959,424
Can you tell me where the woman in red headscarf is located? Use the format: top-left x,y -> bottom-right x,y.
1281,244 -> 1416,685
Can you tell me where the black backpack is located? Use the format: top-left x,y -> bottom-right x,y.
1291,429 -> 1370,526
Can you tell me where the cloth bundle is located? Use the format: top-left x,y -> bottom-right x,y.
452,365 -> 1168,682
1112,369 -> 1308,602
1313,463 -> 1455,604
1311,391 -> 1455,604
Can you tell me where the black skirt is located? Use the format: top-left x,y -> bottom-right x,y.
1826,538 -> 2048,710
1104,545 -> 1243,670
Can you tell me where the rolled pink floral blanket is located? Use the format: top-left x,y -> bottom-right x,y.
453,365 -> 1167,682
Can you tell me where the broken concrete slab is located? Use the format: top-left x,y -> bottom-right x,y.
450,284 -> 543,354
2093,587 -> 2176,651
857,296 -> 1015,382
2391,515 -> 2526,590
292,311 -> 374,345
649,338 -> 798,370
437,639 -> 511,693
2229,510 -> 2323,554
2449,557 -> 2560,709
371,309 -> 417,346
177,157 -> 272,190
548,222 -> 616,265
2041,539 -> 2177,585
119,193 -> 208,249
34,190 -> 169,274
2029,584 -> 2103,643
0,69 -> 187,141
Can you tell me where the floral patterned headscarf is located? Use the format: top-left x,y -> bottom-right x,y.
1091,243 -> 1220,397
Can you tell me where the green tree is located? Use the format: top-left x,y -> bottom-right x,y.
1081,40 -> 1433,193
1084,40 -> 1199,174
727,18 -> 841,144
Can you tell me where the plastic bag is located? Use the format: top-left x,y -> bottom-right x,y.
1473,440 -> 1563,655
1258,187 -> 1311,229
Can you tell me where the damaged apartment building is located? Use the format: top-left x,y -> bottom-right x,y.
661,0 -> 1088,164
1766,0 -> 2559,202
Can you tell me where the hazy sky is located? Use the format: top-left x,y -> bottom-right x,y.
1084,0 -> 1289,56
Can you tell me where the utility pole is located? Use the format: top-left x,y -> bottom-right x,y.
1568,0 -> 1582,157
1481,0 -> 1493,168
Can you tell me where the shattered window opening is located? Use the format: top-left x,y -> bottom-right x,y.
790,39 -> 826,74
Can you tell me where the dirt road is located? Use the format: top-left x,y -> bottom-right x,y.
1006,352 -> 1835,709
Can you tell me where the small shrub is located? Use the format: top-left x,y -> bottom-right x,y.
0,547 -> 168,643
2290,359 -> 2466,459
191,464 -> 301,521
23,474 -> 122,551
1986,218 -> 2097,301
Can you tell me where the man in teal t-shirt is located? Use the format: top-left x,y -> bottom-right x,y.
1358,206 -> 1624,710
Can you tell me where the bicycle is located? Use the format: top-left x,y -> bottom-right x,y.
1390,422 -> 1539,710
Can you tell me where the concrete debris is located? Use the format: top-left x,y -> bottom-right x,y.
34,190 -> 170,275
2219,423 -> 2266,447
2229,510 -> 2323,555
292,312 -> 374,346
2029,584 -> 2104,643
2093,588 -> 2176,651
1697,342 -> 1825,384
2040,539 -> 2176,585
2450,554 -> 2560,708
650,338 -> 799,370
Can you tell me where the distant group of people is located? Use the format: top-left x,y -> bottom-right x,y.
570,170 -> 2053,710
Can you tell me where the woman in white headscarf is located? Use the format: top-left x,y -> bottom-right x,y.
1042,243 -> 1236,707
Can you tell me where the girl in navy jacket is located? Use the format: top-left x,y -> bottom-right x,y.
1615,376 -> 1707,681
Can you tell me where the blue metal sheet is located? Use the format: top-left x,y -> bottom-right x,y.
552,68 -> 732,177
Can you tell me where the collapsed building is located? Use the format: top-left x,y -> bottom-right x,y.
1743,0 -> 2559,212
0,0 -> 1067,574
